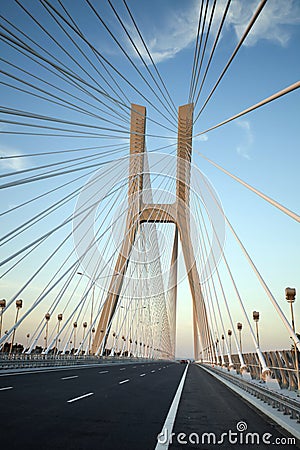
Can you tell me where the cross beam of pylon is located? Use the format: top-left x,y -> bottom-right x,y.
92,103 -> 211,359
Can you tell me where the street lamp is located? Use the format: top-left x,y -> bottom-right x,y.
0,299 -> 6,336
253,311 -> 260,346
73,322 -> 78,353
228,330 -> 232,355
285,287 -> 299,395
9,299 -> 23,355
216,338 -> 219,364
55,313 -> 63,356
26,333 -> 30,349
82,322 -> 87,350
237,322 -> 243,353
253,311 -> 261,380
45,313 -> 51,350
221,334 -> 225,357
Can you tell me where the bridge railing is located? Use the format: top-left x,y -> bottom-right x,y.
218,350 -> 299,392
0,354 -> 152,371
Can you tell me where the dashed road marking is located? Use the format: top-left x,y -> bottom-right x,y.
67,392 -> 94,403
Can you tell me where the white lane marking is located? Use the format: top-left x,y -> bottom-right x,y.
155,365 -> 189,450
120,368 -> 126,371
67,392 -> 94,403
119,379 -> 130,384
0,386 -> 13,391
140,373 -> 146,377
99,370 -> 109,374
61,376 -> 78,380
151,370 -> 155,373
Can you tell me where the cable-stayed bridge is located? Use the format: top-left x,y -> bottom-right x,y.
0,1 -> 299,448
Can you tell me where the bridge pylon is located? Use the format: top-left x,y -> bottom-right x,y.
92,103 -> 212,359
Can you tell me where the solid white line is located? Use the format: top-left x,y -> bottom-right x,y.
67,392 -> 94,403
61,375 -> 78,380
119,379 -> 130,384
0,386 -> 13,391
155,365 -> 189,450
140,373 -> 146,377
99,370 -> 109,374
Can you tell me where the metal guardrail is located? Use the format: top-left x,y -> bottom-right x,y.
201,364 -> 300,423
0,355 -> 150,371
229,350 -> 300,391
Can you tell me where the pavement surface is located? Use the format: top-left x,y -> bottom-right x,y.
0,361 -> 183,450
169,364 -> 299,449
0,362 -> 298,449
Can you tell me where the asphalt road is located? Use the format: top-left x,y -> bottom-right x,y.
169,364 -> 298,449
0,361 -> 184,450
0,362 -> 298,450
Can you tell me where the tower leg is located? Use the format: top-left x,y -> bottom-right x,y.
92,105 -> 146,354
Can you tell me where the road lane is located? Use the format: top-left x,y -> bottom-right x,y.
169,364 -> 298,449
0,361 -> 185,450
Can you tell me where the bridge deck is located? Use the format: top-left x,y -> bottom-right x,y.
170,364 -> 296,449
0,362 -> 297,449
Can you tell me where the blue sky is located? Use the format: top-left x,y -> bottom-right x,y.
0,0 -> 299,358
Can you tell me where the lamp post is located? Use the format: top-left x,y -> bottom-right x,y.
228,330 -> 232,355
237,322 -> 243,353
253,311 -> 261,379
0,299 -> 6,337
45,313 -> 50,350
253,311 -> 260,346
285,287 -> 299,395
26,333 -> 30,350
216,338 -> 220,365
221,334 -> 225,357
55,314 -> 63,356
73,322 -> 78,353
88,286 -> 95,355
82,322 -> 87,350
9,299 -> 23,355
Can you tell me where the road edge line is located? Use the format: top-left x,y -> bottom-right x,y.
155,364 -> 189,449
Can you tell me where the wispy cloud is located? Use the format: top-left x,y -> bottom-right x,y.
226,0 -> 300,47
194,134 -> 208,143
235,120 -> 253,160
127,0 -> 299,65
125,2 -> 199,64
0,145 -> 25,171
